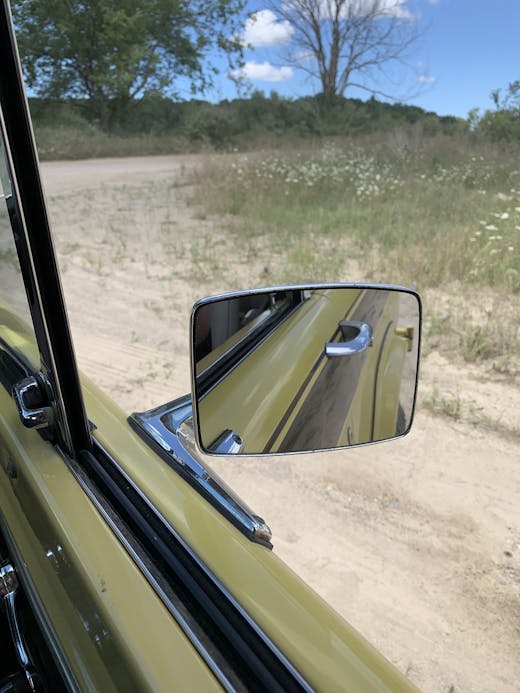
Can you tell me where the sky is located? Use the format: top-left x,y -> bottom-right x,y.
205,0 -> 520,119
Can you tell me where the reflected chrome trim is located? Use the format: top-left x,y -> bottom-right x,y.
129,397 -> 272,545
208,430 -> 244,455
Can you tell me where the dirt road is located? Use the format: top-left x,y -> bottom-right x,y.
41,156 -> 520,693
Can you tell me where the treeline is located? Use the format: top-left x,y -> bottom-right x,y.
30,92 -> 466,154
29,88 -> 520,160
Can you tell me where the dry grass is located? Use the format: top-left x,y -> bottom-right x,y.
191,137 -> 520,372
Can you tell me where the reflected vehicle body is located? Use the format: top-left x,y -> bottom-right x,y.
0,3 -> 421,691
193,287 -> 420,455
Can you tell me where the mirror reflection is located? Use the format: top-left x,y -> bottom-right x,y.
192,287 -> 420,455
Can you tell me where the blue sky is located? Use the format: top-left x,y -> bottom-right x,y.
206,0 -> 520,119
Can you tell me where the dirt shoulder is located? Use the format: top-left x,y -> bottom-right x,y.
41,156 -> 520,693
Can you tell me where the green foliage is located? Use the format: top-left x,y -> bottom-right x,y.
13,0 -> 245,130
477,109 -> 520,141
29,92 -> 467,153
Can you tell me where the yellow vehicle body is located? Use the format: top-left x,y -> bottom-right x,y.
0,301 -> 418,690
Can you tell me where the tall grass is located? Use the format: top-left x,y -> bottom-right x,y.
192,136 -> 520,369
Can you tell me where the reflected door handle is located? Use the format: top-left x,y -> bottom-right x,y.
326,321 -> 373,357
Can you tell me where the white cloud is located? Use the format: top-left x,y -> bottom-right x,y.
243,10 -> 294,47
293,49 -> 314,62
418,74 -> 436,84
282,0 -> 413,20
352,0 -> 413,19
232,61 -> 294,82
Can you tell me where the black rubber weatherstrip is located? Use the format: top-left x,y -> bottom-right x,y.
79,448 -> 310,693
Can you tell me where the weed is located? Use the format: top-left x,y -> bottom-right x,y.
423,387 -> 462,421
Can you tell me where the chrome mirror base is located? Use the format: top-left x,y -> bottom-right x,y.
129,397 -> 272,546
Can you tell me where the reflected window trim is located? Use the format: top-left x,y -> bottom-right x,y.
194,290 -> 307,398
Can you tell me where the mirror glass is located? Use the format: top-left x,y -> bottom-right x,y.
191,286 -> 420,455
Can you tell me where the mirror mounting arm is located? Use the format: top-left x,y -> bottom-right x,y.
128,397 -> 272,547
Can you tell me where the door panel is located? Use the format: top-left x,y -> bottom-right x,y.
0,381 -> 221,692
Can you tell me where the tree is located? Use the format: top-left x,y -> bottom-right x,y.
266,0 -> 422,111
476,80 -> 520,141
12,0 -> 245,129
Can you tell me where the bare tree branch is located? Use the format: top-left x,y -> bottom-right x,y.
267,0 -> 424,111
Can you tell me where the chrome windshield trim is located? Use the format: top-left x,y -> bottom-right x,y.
129,396 -> 272,546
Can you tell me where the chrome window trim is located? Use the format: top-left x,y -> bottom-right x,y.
56,448 -> 240,692
0,2 -> 92,458
0,84 -> 72,454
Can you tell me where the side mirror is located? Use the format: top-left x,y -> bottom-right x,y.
190,285 -> 421,455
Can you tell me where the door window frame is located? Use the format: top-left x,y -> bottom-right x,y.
0,0 -> 91,458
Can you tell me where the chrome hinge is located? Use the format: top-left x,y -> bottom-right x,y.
12,375 -> 54,430
1,561 -> 43,691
